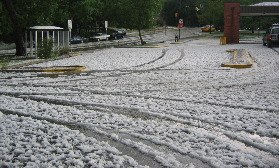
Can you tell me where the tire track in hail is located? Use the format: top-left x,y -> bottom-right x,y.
16,48 -> 185,84
0,107 -> 172,168
1,94 -> 277,167
2,92 -> 278,157
1,86 -> 278,139
121,48 -> 169,69
38,49 -> 170,84
0,49 -> 167,85
0,94 -> 215,167
0,94 -> 205,167
2,69 -> 278,144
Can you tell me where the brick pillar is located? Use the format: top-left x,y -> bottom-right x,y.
224,3 -> 240,44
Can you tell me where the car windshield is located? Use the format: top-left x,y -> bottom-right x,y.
271,28 -> 279,34
204,25 -> 214,28
92,33 -> 101,36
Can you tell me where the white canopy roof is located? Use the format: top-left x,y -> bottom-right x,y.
28,26 -> 64,30
252,2 -> 279,6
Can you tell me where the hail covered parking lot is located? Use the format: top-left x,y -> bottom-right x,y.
0,38 -> 278,168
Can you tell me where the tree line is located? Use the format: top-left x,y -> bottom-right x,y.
1,0 -> 278,55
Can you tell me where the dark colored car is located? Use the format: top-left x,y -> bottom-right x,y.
108,29 -> 126,39
263,24 -> 279,48
70,36 -> 88,44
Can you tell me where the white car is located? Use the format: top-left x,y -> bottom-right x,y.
89,33 -> 109,42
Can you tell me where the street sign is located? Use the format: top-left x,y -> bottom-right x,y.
105,21 -> 108,28
68,20 -> 72,30
178,19 -> 183,29
178,24 -> 183,29
179,19 -> 183,24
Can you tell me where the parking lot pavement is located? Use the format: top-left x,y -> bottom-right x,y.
68,27 -> 202,51
1,38 -> 279,167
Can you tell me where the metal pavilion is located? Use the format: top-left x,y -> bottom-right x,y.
25,26 -> 69,58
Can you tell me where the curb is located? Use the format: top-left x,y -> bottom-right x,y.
221,64 -> 252,68
221,49 -> 253,68
1,65 -> 87,73
115,45 -> 166,48
43,65 -> 87,72
4,53 -> 82,70
170,42 -> 185,44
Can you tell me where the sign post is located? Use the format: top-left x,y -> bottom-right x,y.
105,21 -> 108,35
68,20 -> 72,37
68,20 -> 72,52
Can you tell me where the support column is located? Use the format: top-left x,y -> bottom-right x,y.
58,31 -> 60,48
35,31 -> 38,58
25,30 -> 27,56
30,31 -> 33,57
224,3 -> 240,44
53,31 -> 55,48
41,31 -> 44,42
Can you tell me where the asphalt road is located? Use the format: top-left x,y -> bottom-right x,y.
69,27 -> 203,51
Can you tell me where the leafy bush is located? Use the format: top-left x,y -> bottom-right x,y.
37,39 -> 57,59
59,47 -> 69,55
0,59 -> 10,70
37,39 -> 69,59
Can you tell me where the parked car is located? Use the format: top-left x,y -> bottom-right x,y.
263,24 -> 279,48
70,36 -> 88,44
89,33 -> 110,42
108,29 -> 126,39
201,25 -> 216,32
215,26 -> 224,32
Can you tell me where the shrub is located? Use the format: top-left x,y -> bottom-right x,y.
0,59 -> 10,70
37,39 -> 69,59
37,39 -> 55,59
59,47 -> 69,55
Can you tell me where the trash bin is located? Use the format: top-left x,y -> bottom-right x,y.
220,37 -> 226,45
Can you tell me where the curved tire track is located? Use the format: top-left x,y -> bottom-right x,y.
1,93 -> 278,167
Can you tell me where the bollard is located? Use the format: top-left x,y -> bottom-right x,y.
175,34 -> 178,42
220,37 -> 226,45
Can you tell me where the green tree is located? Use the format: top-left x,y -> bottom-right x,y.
1,0 -> 25,56
0,0 -> 68,55
0,0 -> 102,55
196,0 -> 224,28
0,2 -> 13,41
102,0 -> 123,28
68,0 -> 103,36
161,0 -> 199,27
195,0 -> 278,30
107,0 -> 164,45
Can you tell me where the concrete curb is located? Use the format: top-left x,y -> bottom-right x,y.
221,63 -> 252,68
115,45 -> 167,48
170,42 -> 185,44
1,65 -> 87,73
3,53 -> 82,70
221,49 -> 253,68
43,65 -> 87,73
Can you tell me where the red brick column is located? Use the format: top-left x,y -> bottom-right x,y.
224,3 -> 240,44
